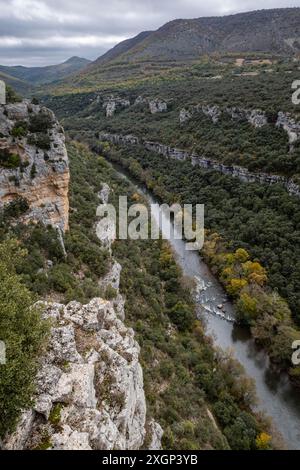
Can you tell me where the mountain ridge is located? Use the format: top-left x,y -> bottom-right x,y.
91,7 -> 300,64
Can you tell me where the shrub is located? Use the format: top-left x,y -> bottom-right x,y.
29,112 -> 53,133
11,122 -> 28,138
30,163 -> 37,179
28,133 -> 51,150
0,148 -> 21,168
1,197 -> 29,219
104,285 -> 117,300
5,85 -> 21,104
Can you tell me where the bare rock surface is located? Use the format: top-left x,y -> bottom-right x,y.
3,297 -> 152,450
0,100 -> 69,231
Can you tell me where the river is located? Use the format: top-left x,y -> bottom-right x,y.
112,163 -> 300,450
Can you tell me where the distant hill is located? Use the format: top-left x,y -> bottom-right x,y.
0,71 -> 33,96
0,57 -> 91,94
92,8 -> 300,65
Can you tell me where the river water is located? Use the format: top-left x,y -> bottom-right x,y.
112,164 -> 300,450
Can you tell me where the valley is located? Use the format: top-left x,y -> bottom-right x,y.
1,5 -> 300,453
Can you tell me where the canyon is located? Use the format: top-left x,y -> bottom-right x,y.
98,132 -> 300,198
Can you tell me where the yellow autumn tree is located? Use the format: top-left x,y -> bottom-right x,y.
234,248 -> 250,263
256,432 -> 272,450
242,261 -> 267,286
227,278 -> 248,297
237,292 -> 258,321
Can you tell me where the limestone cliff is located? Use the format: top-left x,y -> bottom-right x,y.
99,132 -> 300,198
0,100 -> 69,231
2,297 -> 157,450
2,181 -> 163,451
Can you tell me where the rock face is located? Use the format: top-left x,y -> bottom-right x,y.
225,107 -> 267,128
180,103 -> 267,128
0,81 -> 5,105
96,183 -> 116,251
0,100 -> 69,231
99,132 -> 300,198
3,297 -> 149,450
149,99 -> 167,114
276,111 -> 300,150
179,108 -> 192,123
201,104 -> 222,124
180,103 -> 300,149
102,96 -> 130,117
100,132 -> 139,146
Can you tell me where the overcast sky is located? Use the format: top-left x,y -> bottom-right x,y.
0,0 -> 299,67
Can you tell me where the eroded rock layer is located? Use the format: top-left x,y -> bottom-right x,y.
0,100 -> 69,231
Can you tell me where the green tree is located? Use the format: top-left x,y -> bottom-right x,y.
0,239 -> 48,438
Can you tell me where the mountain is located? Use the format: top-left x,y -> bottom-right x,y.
46,8 -> 300,94
92,8 -> 300,65
0,57 -> 91,93
92,31 -> 153,66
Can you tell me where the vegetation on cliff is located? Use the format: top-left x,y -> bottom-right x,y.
0,239 -> 48,438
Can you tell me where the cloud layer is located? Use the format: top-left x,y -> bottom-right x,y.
0,0 -> 299,66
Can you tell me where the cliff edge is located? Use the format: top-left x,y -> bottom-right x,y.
0,100 -> 69,231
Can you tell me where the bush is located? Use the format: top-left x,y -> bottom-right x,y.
11,122 -> 28,138
5,85 -> 21,104
29,112 -> 53,133
28,133 -> 51,150
0,148 -> 21,168
104,285 -> 117,300
1,197 -> 29,219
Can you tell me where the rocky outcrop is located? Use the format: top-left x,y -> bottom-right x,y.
0,100 -> 69,231
149,99 -> 168,114
276,111 -> 300,151
2,297 -> 148,450
147,420 -> 163,450
180,103 -> 267,128
98,95 -> 168,117
201,104 -> 222,124
98,182 -> 110,204
96,183 -> 116,251
100,132 -> 139,146
179,108 -> 193,123
134,96 -> 148,106
180,103 -> 300,149
225,107 -> 267,128
144,140 -> 300,197
99,132 -> 300,198
180,104 -> 221,124
103,96 -> 130,117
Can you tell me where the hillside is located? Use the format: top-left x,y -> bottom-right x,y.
109,8 -> 300,62
0,57 -> 91,94
0,71 -> 33,96
92,31 -> 153,66
43,8 -> 300,94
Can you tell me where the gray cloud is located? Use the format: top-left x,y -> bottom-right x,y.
0,0 -> 299,66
